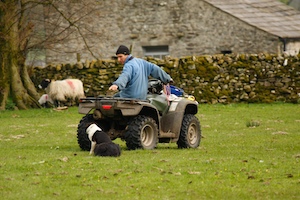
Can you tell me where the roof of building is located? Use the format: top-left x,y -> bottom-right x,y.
204,0 -> 300,38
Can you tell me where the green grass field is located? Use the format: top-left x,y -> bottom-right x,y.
0,104 -> 299,200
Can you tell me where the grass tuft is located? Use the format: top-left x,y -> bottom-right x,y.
246,120 -> 261,127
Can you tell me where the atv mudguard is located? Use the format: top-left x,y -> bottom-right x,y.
159,98 -> 198,140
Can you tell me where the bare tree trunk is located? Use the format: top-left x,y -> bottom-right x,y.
9,56 -> 28,110
7,45 -> 40,110
0,47 -> 40,110
0,0 -> 40,110
21,64 -> 40,101
0,3 -> 10,110
0,51 -> 10,110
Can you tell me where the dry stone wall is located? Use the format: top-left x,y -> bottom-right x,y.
30,53 -> 300,104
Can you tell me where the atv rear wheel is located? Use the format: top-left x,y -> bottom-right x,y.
125,115 -> 158,150
77,114 -> 96,151
177,114 -> 201,148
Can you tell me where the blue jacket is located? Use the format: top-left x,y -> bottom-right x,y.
113,55 -> 171,100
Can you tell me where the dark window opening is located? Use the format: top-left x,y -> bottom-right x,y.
143,45 -> 169,59
221,50 -> 232,54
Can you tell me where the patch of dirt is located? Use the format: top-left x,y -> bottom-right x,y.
271,131 -> 288,135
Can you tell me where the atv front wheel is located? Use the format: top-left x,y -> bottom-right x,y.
125,115 -> 158,150
77,114 -> 96,151
177,114 -> 201,148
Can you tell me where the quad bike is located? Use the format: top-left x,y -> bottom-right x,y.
77,79 -> 201,150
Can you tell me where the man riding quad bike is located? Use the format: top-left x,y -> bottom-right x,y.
77,79 -> 201,150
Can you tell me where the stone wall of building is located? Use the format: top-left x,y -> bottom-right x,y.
32,0 -> 282,65
30,53 -> 300,104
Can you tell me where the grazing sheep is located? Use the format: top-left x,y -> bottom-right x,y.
38,94 -> 54,107
39,79 -> 85,107
86,123 -> 121,157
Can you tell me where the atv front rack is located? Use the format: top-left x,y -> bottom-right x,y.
79,96 -> 149,103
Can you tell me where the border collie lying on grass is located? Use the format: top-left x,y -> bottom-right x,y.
86,124 -> 121,157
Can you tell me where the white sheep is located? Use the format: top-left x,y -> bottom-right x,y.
39,79 -> 85,107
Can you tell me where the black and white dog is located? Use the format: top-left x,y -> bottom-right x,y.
86,124 -> 121,157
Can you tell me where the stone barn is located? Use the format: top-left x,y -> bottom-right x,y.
26,0 -> 300,66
